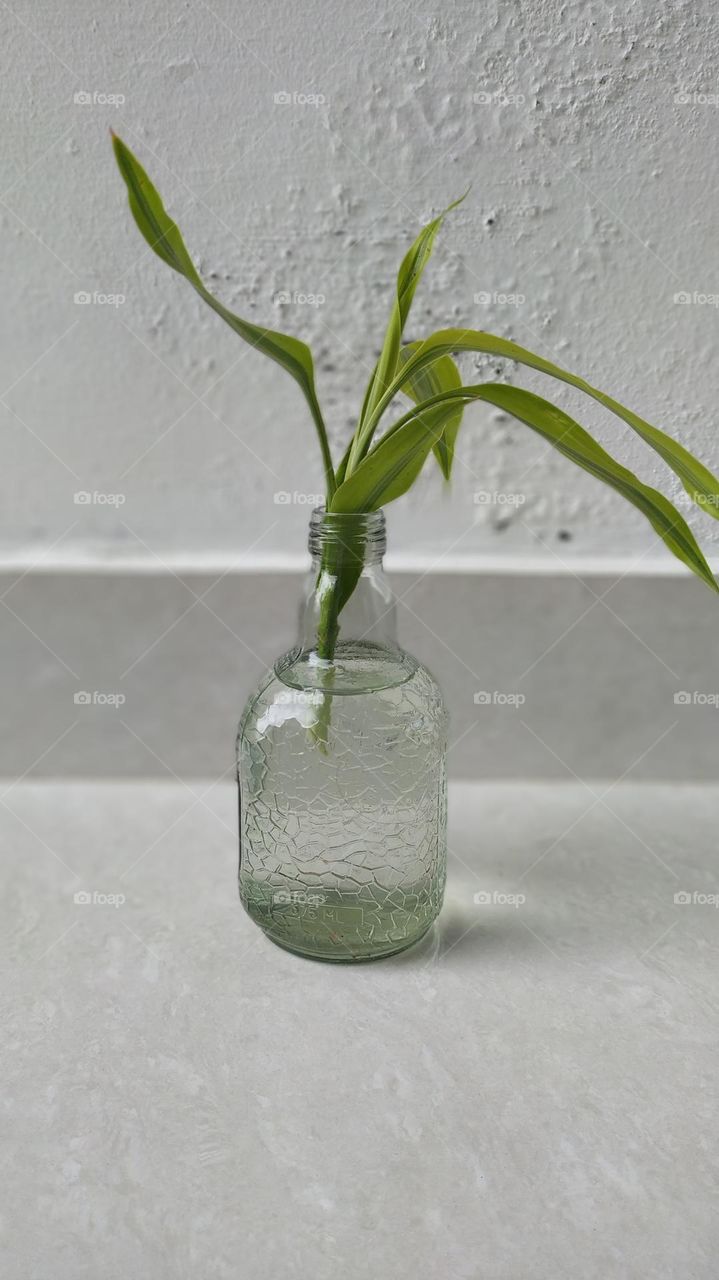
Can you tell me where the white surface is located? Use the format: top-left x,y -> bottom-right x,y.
3,779 -> 718,1278
2,0 -> 719,567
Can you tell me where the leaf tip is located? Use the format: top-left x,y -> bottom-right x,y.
110,130 -> 125,161
447,187 -> 471,213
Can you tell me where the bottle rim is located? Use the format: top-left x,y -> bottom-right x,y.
308,507 -> 386,560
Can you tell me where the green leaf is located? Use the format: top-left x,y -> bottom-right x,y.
363,327 -> 719,521
334,350 -> 463,492
331,382 -> 718,593
111,132 -> 336,499
347,194 -> 467,473
333,343 -> 463,488
335,341 -> 465,491
397,342 -> 463,480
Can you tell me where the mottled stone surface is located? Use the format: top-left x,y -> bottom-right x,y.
3,780 -> 717,1277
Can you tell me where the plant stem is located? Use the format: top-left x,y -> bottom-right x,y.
310,396 -> 336,504
308,515 -> 368,751
310,569 -> 341,752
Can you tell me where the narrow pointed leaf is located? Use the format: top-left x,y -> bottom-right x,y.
335,347 -> 463,489
397,342 -> 463,480
331,382 -> 718,593
364,326 -> 719,520
335,342 -> 463,487
347,194 -> 467,472
111,132 -> 335,498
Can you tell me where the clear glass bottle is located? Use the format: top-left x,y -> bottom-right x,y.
236,508 -> 448,962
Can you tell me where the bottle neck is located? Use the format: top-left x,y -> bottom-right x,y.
307,508 -> 387,566
298,509 -> 398,654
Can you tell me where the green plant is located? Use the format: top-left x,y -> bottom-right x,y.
112,132 -> 719,670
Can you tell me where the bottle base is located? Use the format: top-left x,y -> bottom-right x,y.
255,919 -> 436,963
239,878 -> 442,963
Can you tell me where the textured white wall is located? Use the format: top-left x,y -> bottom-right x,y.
2,0 -> 719,567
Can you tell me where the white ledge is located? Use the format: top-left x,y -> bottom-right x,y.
0,550 -> 712,577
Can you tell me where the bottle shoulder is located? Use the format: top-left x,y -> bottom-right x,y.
407,656 -> 444,698
273,640 -> 429,697
238,645 -> 447,737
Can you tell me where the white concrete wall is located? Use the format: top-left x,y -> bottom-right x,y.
2,0 -> 719,568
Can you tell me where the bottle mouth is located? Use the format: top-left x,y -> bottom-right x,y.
308,507 -> 386,562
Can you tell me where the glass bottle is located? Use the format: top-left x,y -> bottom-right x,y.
236,508 -> 448,962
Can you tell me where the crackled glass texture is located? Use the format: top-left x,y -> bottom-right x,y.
237,510 -> 448,962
